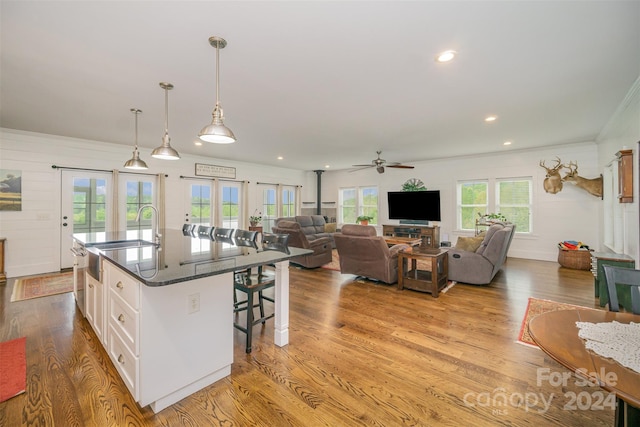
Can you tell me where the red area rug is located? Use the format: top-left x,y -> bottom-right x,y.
517,297 -> 599,348
0,337 -> 26,402
10,271 -> 73,302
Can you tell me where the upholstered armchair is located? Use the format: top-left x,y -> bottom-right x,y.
447,222 -> 516,285
271,220 -> 332,268
333,224 -> 409,284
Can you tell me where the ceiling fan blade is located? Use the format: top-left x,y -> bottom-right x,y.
349,166 -> 375,173
387,165 -> 415,169
352,164 -> 375,167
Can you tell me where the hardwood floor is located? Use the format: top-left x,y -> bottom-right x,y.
0,258 -> 616,426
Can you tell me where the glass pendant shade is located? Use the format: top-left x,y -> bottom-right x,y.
124,108 -> 148,170
199,36 -> 236,144
152,82 -> 180,160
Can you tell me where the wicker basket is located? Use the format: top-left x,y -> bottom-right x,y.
557,248 -> 592,270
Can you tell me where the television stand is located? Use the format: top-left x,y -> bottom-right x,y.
382,224 -> 440,249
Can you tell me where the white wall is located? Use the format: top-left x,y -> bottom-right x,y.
596,76 -> 640,265
0,129 -> 306,278
307,142 -> 603,262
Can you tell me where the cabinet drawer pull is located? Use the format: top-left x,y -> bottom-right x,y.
116,281 -> 124,289
118,354 -> 125,364
118,314 -> 125,323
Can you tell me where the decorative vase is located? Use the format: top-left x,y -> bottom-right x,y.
359,220 -> 369,226
250,222 -> 258,227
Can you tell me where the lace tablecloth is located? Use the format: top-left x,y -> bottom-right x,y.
576,321 -> 640,373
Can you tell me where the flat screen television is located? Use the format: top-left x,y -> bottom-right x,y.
387,190 -> 441,222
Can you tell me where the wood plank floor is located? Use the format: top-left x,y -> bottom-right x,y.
0,258 -> 616,426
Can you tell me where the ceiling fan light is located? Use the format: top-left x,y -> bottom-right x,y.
377,166 -> 385,174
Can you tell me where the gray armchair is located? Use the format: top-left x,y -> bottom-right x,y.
271,220 -> 332,268
448,223 -> 516,285
333,224 -> 409,284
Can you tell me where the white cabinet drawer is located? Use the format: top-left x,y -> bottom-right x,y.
108,326 -> 139,401
109,291 -> 140,355
108,265 -> 140,310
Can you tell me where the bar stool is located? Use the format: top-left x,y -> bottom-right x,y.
233,265 -> 275,353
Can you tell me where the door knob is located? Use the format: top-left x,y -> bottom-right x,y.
62,223 -> 68,227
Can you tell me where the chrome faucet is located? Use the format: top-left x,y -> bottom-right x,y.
135,204 -> 161,245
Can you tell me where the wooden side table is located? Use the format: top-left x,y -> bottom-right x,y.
248,226 -> 263,232
398,248 -> 448,297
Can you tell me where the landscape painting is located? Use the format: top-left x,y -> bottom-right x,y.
0,169 -> 22,211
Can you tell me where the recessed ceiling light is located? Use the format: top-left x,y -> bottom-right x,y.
485,115 -> 498,122
503,141 -> 512,146
325,165 -> 330,169
436,50 -> 457,63
277,156 -> 284,160
194,140 -> 203,146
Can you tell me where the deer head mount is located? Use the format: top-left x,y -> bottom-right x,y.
539,158 -> 603,198
540,157 -> 565,194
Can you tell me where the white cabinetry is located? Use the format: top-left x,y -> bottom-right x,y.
85,272 -> 105,344
101,259 -> 234,413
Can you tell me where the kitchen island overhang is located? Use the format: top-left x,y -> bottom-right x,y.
72,229 -> 311,413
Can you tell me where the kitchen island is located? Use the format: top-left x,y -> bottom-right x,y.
73,229 -> 310,413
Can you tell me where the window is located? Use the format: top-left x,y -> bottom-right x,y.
125,179 -> 154,232
190,184 -> 212,226
496,178 -> 532,233
219,182 -> 241,229
72,177 -> 107,233
458,181 -> 488,230
282,187 -> 295,217
261,187 -> 276,232
457,178 -> 532,232
339,186 -> 378,224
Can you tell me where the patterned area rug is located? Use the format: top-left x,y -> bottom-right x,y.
517,297 -> 599,348
10,271 -> 74,302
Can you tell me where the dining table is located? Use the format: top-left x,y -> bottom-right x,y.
528,309 -> 640,426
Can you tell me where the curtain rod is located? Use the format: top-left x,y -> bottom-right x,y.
256,181 -> 302,187
52,165 -> 167,177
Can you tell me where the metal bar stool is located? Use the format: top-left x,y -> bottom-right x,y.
233,265 -> 275,353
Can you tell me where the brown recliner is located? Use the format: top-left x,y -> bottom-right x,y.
334,224 -> 409,284
271,220 -> 332,268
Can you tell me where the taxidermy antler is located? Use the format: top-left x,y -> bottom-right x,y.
562,161 -> 603,198
539,157 -> 565,194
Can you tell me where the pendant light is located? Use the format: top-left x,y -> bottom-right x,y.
124,108 -> 149,170
151,82 -> 181,160
199,36 -> 236,144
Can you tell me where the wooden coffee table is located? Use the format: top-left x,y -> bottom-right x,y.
397,248 -> 448,297
383,236 -> 421,247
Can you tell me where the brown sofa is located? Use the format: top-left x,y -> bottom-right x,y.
275,215 -> 336,248
447,222 -> 516,285
333,224 -> 409,284
271,220 -> 333,268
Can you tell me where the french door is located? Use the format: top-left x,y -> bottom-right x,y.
60,171 -> 112,269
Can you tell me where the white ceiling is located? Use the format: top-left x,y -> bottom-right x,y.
2,1 -> 639,172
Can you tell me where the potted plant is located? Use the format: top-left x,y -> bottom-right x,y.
477,212 -> 507,224
250,211 -> 262,227
356,215 -> 373,226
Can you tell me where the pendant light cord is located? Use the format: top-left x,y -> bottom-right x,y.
216,44 -> 220,107
164,87 -> 170,134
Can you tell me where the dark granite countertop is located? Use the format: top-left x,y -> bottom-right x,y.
73,228 -> 310,287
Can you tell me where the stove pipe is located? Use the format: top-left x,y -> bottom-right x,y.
313,170 -> 324,215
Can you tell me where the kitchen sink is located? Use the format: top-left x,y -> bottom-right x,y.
89,239 -> 157,251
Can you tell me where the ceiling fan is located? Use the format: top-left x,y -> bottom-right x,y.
351,151 -> 415,174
